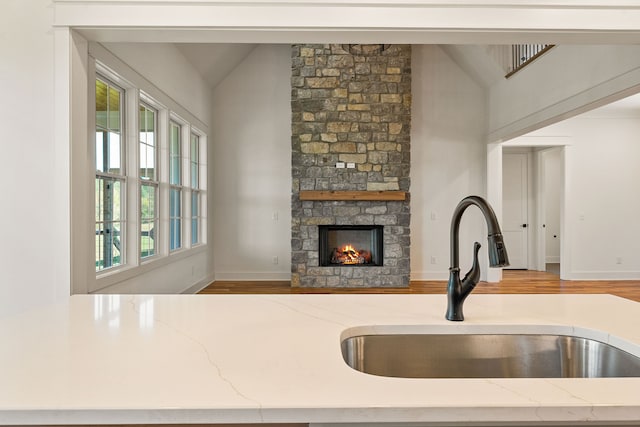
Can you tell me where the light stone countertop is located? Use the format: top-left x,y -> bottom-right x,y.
0,293 -> 639,426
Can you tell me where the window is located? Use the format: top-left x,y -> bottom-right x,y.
92,57 -> 207,284
139,103 -> 158,259
190,133 -> 201,245
169,121 -> 182,251
95,77 -> 125,271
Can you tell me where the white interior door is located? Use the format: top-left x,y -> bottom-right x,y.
502,152 -> 528,269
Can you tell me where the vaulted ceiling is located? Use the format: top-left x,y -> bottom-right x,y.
172,42 -> 640,118
175,43 -> 257,89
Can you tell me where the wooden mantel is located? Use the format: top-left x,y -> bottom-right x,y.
299,190 -> 407,201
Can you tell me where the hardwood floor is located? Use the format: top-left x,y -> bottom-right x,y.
199,269 -> 640,302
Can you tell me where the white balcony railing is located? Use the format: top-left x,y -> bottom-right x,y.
485,44 -> 554,78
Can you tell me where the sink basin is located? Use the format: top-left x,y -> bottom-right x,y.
341,333 -> 640,378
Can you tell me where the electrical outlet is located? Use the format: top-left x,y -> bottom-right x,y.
272,211 -> 279,221
273,256 -> 279,265
616,257 -> 623,265
430,256 -> 437,264
336,162 -> 346,169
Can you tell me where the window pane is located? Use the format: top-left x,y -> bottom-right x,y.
95,223 -> 104,270
95,178 -> 122,221
139,143 -> 155,180
191,163 -> 198,189
140,184 -> 157,259
108,132 -> 121,174
96,220 -> 123,271
191,218 -> 198,245
140,184 -> 156,221
95,132 -> 105,172
95,177 -> 124,272
141,220 -> 156,258
139,104 -> 156,181
148,145 -> 155,179
170,219 -> 181,251
171,155 -> 180,185
191,192 -> 199,245
95,178 -> 103,222
170,188 -> 181,251
111,180 -> 122,221
139,144 -> 148,176
170,122 -> 181,185
190,134 -> 199,189
140,105 -> 151,134
170,188 -> 181,217
191,192 -> 198,216
95,78 -> 123,174
96,80 -> 108,129
108,86 -> 121,131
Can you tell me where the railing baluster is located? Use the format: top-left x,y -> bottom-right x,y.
506,44 -> 554,78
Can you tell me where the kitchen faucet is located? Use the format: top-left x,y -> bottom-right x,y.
446,195 -> 510,321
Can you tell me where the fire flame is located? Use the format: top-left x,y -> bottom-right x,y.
342,244 -> 360,264
330,244 -> 371,265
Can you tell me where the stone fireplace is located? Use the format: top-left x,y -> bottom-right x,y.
291,44 -> 411,287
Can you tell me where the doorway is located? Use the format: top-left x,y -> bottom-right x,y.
539,147 -> 563,276
499,142 -> 567,276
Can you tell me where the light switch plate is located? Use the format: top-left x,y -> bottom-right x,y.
336,162 -> 346,168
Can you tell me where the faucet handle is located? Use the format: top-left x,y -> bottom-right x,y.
461,242 -> 481,286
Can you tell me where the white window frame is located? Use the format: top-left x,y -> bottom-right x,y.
169,118 -> 185,252
94,73 -> 127,273
189,129 -> 207,247
139,99 -> 160,261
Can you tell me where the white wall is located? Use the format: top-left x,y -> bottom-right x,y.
489,45 -> 640,142
211,45 -> 292,281
527,116 -> 640,279
0,0 -> 65,317
411,45 -> 490,281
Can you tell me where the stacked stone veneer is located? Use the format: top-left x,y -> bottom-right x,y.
291,44 -> 411,287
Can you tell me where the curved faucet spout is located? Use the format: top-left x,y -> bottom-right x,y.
446,196 -> 509,321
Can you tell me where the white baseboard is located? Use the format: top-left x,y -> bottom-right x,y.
181,273 -> 216,294
214,272 -> 292,281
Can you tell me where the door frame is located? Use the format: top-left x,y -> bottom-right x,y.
493,136 -> 571,278
535,146 -> 564,273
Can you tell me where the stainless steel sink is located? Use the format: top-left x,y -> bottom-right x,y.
341,334 -> 640,378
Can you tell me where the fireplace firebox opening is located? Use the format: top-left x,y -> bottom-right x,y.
319,225 -> 383,267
